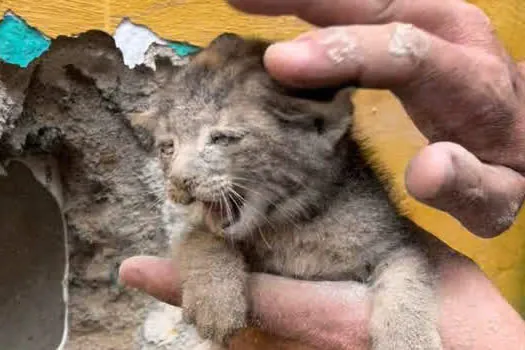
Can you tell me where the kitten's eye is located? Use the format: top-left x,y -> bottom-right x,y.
209,129 -> 245,146
158,140 -> 174,157
313,118 -> 325,134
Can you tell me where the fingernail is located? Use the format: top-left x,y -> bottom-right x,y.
268,29 -> 359,70
405,144 -> 455,201
117,260 -> 141,289
265,30 -> 360,88
267,40 -> 313,64
264,40 -> 317,86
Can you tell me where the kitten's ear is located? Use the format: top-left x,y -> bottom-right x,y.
276,85 -> 356,143
191,33 -> 270,67
308,86 -> 355,143
209,33 -> 270,58
152,56 -> 179,86
317,86 -> 356,118
208,33 -> 246,51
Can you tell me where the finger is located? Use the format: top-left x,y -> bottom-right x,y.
228,0 -> 496,47
405,142 -> 525,238
518,61 -> 525,76
118,256 -> 182,305
264,24 -> 524,165
264,24 -> 462,89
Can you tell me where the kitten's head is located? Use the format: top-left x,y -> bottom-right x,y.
143,33 -> 354,238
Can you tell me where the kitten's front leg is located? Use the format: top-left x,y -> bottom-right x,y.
175,222 -> 248,346
369,246 -> 442,350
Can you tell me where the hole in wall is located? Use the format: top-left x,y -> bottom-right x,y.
0,161 -> 66,350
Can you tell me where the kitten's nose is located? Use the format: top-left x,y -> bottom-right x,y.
169,171 -> 191,191
167,174 -> 193,205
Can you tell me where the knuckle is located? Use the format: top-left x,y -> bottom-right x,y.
373,0 -> 398,22
479,55 -> 515,97
460,3 -> 493,31
481,55 -> 507,79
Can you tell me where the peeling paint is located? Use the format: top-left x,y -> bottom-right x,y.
1,14 -> 199,69
114,19 -> 199,68
0,12 -> 50,67
168,41 -> 200,57
114,19 -> 167,69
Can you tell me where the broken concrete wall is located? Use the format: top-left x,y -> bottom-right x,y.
0,27 -> 205,349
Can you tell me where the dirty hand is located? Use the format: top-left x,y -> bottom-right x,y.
119,255 -> 525,349
228,0 -> 525,238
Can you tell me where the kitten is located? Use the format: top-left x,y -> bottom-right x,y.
144,33 -> 445,350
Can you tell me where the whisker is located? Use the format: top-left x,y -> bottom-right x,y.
218,191 -> 224,228
221,190 -> 235,228
242,198 -> 279,237
228,187 -> 245,206
227,190 -> 244,213
235,183 -> 300,221
226,190 -> 247,243
257,226 -> 272,250
233,181 -> 304,228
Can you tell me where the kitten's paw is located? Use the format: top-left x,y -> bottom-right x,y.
372,328 -> 442,350
182,285 -> 247,345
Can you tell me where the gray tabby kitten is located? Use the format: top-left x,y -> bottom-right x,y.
141,33 -> 446,350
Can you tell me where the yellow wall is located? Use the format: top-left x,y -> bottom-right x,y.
1,0 -> 524,314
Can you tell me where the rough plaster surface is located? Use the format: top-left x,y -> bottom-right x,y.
0,30 -> 204,349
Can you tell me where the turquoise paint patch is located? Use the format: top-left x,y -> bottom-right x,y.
0,13 -> 50,68
168,41 -> 201,57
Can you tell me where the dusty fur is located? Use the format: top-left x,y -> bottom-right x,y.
145,33 -> 447,349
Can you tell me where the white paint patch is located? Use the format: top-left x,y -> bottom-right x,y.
318,27 -> 359,65
388,23 -> 431,60
114,19 -> 168,69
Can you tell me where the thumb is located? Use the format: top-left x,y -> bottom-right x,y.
405,142 -> 525,238
118,255 -> 181,305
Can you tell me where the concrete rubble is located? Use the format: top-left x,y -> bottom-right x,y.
0,30 -> 208,349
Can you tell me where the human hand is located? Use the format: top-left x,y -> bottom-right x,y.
119,253 -> 525,349
227,0 -> 525,238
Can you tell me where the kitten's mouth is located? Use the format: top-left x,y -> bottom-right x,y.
201,197 -> 243,230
